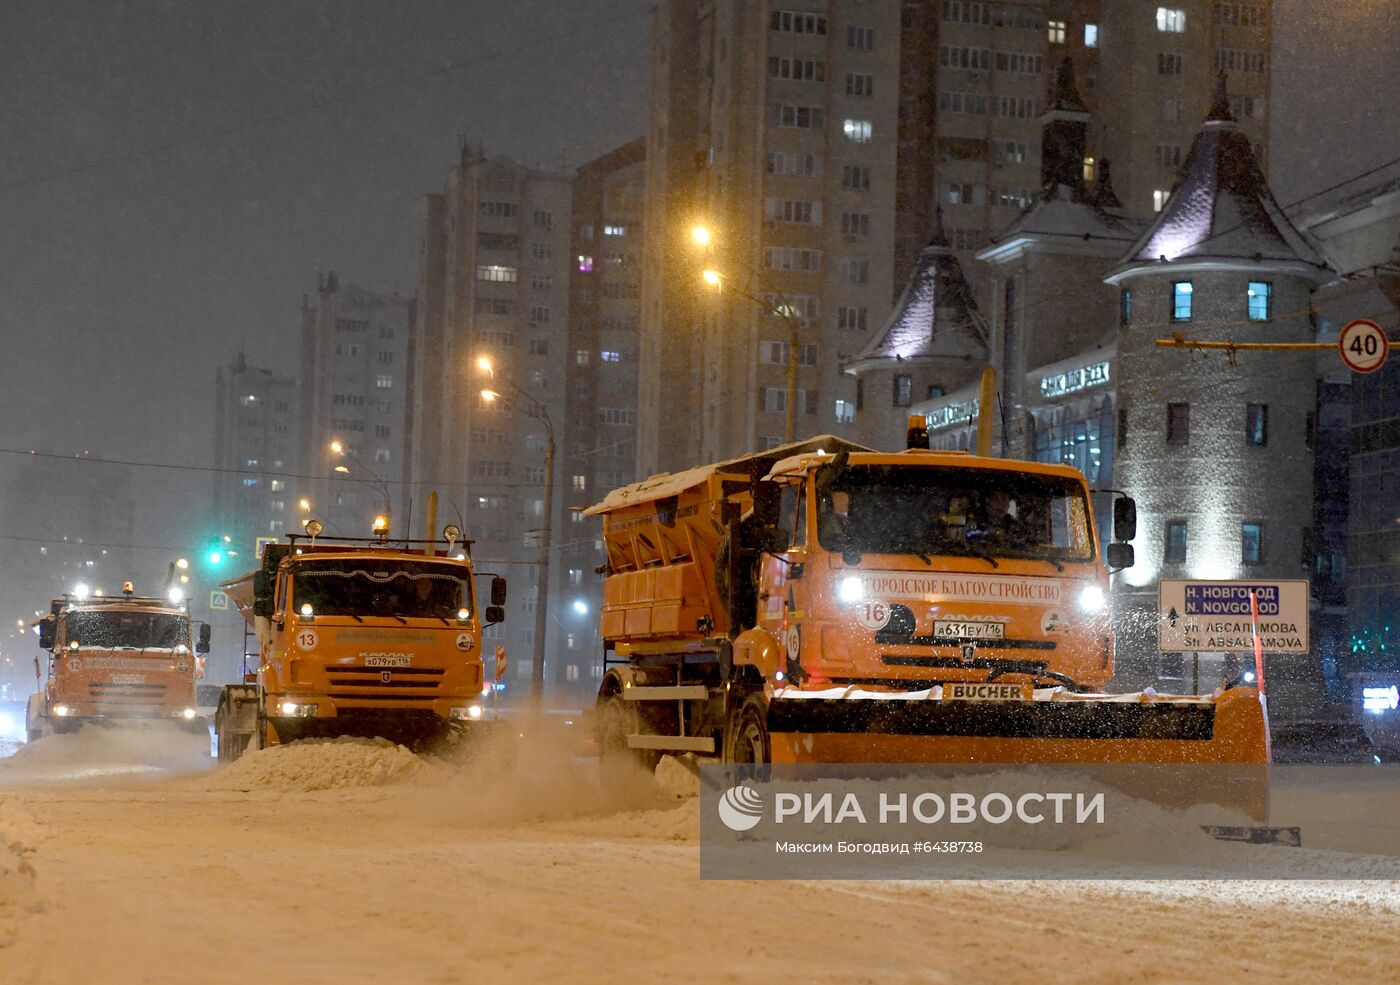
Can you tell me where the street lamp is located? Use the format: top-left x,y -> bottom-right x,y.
328,440 -> 392,521
477,355 -> 554,709
697,260 -> 805,443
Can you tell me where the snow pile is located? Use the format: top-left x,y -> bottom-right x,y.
0,728 -> 211,782
0,798 -> 43,947
204,737 -> 427,792
654,755 -> 700,800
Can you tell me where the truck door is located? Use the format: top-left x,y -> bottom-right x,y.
765,478 -> 810,678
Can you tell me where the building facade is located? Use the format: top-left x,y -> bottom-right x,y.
638,0 -> 1275,476
298,274 -> 414,539
409,148 -> 575,703
212,353 -> 301,543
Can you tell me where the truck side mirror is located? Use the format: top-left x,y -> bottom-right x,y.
1113,497 -> 1137,542
38,619 -> 55,650
490,576 -> 508,607
197,623 -> 212,654
252,570 -> 273,618
485,605 -> 505,625
1107,543 -> 1135,570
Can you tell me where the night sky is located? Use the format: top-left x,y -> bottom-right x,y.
0,0 -> 1395,568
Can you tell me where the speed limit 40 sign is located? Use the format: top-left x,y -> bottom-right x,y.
1338,319 -> 1390,374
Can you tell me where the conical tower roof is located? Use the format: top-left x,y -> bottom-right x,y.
1107,74 -> 1330,283
845,216 -> 987,372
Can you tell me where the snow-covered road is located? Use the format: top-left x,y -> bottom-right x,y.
3,732 -> 1400,985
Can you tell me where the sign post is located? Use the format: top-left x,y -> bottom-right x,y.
1337,318 -> 1390,374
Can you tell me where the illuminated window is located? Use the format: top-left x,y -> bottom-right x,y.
1156,7 -> 1186,32
1241,523 -> 1262,564
842,119 -> 873,143
1171,281 -> 1193,321
1084,23 -> 1099,46
1153,189 -> 1171,212
476,264 -> 517,283
835,400 -> 855,424
571,475 -> 587,491
1047,19 -> 1066,43
1247,280 -> 1272,320
577,255 -> 594,272
1083,156 -> 1096,181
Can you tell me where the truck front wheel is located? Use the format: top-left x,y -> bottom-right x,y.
597,694 -> 659,799
724,693 -> 770,764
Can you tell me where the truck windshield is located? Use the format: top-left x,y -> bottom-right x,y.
292,560 -> 472,619
815,465 -> 1095,563
64,611 -> 189,649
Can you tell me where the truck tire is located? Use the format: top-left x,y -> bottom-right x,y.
724,692 -> 771,764
597,694 -> 659,799
27,727 -> 43,743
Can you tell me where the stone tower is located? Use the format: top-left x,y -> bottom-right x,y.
1103,75 -> 1333,681
843,213 -> 987,450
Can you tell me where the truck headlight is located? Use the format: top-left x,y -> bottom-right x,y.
179,708 -> 198,720
837,576 -> 863,604
53,704 -> 72,717
1078,585 -> 1106,613
449,704 -> 484,721
277,701 -> 319,717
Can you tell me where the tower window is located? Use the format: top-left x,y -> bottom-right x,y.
1047,19 -> 1066,43
1156,7 -> 1186,32
1246,403 -> 1268,446
1165,521 -> 1188,564
1247,280 -> 1272,320
1241,523 -> 1262,564
1084,23 -> 1099,47
1171,281 -> 1193,321
893,374 -> 913,407
1167,402 -> 1190,444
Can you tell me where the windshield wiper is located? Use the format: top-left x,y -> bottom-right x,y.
942,540 -> 1000,569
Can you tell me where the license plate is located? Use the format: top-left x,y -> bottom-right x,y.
364,655 -> 412,668
934,620 -> 1005,640
942,682 -> 1032,702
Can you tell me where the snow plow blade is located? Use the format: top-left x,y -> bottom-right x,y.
767,685 -> 1271,820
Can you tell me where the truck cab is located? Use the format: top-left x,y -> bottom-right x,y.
27,590 -> 209,739
215,531 -> 506,759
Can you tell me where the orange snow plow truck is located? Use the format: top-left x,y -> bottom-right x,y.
26,587 -> 209,740
586,434 -> 1270,776
213,525 -> 507,761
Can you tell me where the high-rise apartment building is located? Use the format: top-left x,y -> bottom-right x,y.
298,273 -> 414,538
639,0 -> 1274,469
410,149 -> 574,698
212,353 -> 301,543
557,139 -> 647,700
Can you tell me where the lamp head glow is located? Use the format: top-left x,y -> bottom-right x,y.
837,576 -> 864,604
372,515 -> 390,537
168,586 -> 185,604
480,389 -> 500,403
572,599 -> 588,615
1078,585 -> 1106,613
476,355 -> 493,374
443,523 -> 461,546
175,558 -> 189,570
304,519 -> 324,539
702,268 -> 722,287
298,498 -> 312,512
73,583 -> 90,600
122,580 -> 135,596
300,603 -> 314,618
330,439 -> 345,454
690,225 -> 712,247
334,464 -> 350,474
457,608 -> 470,621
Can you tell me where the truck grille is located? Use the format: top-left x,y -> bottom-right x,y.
325,666 -> 443,700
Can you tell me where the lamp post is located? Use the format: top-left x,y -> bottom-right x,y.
477,356 -> 554,709
329,439 -> 393,520
692,224 -> 805,443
